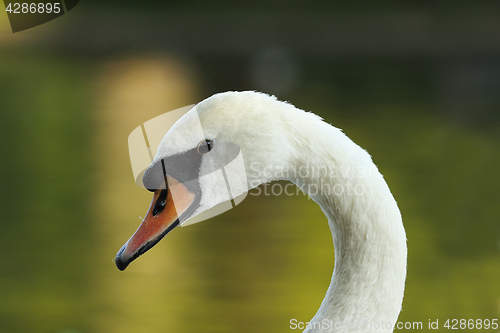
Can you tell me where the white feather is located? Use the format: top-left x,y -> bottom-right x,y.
155,91 -> 407,332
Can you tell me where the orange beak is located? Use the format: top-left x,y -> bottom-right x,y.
115,175 -> 196,271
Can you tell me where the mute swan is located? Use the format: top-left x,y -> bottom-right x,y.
115,91 -> 407,332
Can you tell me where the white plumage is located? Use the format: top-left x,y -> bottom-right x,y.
123,91 -> 407,332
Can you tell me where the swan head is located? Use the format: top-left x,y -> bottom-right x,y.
115,91 -> 314,270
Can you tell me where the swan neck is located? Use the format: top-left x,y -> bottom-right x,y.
287,123 -> 407,332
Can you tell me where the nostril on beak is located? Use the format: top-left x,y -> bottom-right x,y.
152,189 -> 168,216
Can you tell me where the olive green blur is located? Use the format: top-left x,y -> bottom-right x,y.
0,1 -> 499,333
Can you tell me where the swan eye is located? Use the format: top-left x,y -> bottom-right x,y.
197,139 -> 214,154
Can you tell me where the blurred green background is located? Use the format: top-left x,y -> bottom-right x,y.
0,1 -> 499,332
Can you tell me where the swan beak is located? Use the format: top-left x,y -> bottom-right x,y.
115,175 -> 196,271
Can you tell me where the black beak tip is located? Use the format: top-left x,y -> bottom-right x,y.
115,245 -> 130,271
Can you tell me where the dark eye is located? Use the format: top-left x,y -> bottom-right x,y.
197,139 -> 214,154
